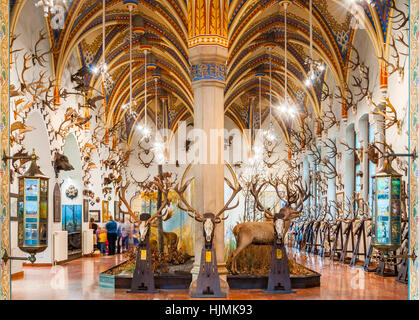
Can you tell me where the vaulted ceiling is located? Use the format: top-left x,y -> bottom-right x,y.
10,0 -> 394,141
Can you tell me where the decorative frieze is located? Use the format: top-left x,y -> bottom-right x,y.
0,0 -> 10,301
191,63 -> 226,82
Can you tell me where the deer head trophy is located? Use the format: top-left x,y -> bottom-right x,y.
118,173 -> 175,244
175,177 -> 242,248
248,174 -> 310,245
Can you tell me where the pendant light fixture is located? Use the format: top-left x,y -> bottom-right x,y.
262,39 -> 276,143
35,0 -> 61,18
93,0 -> 113,91
152,71 -> 165,164
278,1 -> 297,118
122,1 -> 138,120
304,0 -> 325,87
138,37 -> 153,140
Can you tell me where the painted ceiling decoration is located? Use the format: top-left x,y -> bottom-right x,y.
9,0 -> 394,138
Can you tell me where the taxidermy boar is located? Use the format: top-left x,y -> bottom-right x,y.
53,152 -> 74,177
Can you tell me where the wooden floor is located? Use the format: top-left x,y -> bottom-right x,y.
11,248 -> 408,300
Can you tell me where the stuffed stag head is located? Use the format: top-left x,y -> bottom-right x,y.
118,173 -> 176,244
249,175 -> 310,245
175,177 -> 242,248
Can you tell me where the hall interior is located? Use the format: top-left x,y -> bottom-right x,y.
0,0 -> 418,300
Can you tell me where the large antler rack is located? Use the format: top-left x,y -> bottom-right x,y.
247,175 -> 273,219
288,121 -> 314,156
118,173 -> 174,226
322,138 -> 339,159
388,0 -> 409,31
335,44 -> 372,115
175,176 -> 242,223
378,36 -> 407,83
309,143 -> 322,166
369,97 -> 402,134
321,103 -> 340,131
140,172 -> 178,223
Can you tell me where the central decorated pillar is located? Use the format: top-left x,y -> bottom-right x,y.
188,0 -> 229,292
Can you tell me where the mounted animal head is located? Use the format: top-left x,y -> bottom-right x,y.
136,207 -> 173,243
118,173 -> 175,243
175,177 -> 242,248
53,152 -> 74,177
248,174 -> 310,245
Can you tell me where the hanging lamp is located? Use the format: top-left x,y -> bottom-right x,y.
122,1 -> 139,120
304,0 -> 325,87
93,0 -> 113,90
138,39 -> 153,140
262,33 -> 277,143
152,68 -> 165,164
278,1 -> 297,118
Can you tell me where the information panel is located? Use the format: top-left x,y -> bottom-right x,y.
375,177 -> 390,245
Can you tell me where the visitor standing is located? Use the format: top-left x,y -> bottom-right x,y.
132,223 -> 139,247
89,218 -> 98,249
117,219 -> 127,254
126,219 -> 134,248
105,216 -> 118,255
97,227 -> 107,254
116,218 -> 122,254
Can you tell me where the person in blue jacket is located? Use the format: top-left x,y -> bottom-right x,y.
105,216 -> 118,255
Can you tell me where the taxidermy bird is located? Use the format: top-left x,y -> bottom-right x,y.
70,65 -> 92,84
10,85 -> 22,97
86,95 -> 104,109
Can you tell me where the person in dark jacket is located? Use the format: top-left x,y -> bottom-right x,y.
89,218 -> 98,249
105,216 -> 118,255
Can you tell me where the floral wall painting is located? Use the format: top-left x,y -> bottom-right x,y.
0,0 -> 10,300
410,0 -> 419,301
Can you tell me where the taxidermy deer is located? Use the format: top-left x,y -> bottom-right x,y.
174,176 -> 242,248
149,226 -> 179,252
229,175 -> 309,274
118,174 -> 174,244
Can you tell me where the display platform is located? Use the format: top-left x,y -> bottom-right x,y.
99,261 -> 321,290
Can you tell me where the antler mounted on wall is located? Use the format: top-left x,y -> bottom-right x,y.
321,103 -> 340,131
369,97 -> 401,134
137,139 -> 155,168
336,44 -> 372,115
388,0 -> 409,31
378,36 -> 408,83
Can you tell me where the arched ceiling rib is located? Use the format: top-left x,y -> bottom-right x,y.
9,0 -> 394,134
